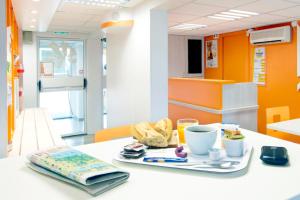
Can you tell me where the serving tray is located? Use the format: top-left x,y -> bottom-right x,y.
114,143 -> 253,173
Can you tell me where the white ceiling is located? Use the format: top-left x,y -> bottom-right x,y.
12,0 -> 300,36
48,0 -> 144,33
167,0 -> 300,36
12,0 -> 61,32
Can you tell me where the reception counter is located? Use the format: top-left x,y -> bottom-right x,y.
169,78 -> 258,131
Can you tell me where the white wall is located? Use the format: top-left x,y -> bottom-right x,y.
106,5 -> 168,127
23,32 -> 38,108
168,35 -> 204,78
0,0 -> 8,158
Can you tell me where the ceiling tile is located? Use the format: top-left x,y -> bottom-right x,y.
157,0 -> 194,10
52,12 -> 92,22
188,17 -> 229,26
239,14 -> 289,23
234,0 -> 297,13
285,0 -> 300,3
194,0 -> 257,8
168,21 -> 180,27
168,12 -> 198,23
270,5 -> 300,17
171,3 -> 226,16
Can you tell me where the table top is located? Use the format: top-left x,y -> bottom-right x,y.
1,124 -> 300,200
267,118 -> 300,136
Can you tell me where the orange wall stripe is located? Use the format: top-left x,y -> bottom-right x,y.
100,20 -> 134,29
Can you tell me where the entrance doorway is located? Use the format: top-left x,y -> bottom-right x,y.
38,38 -> 86,137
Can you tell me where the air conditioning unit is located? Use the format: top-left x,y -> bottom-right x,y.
250,26 -> 291,45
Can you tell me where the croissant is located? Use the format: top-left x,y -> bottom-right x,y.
131,122 -> 168,147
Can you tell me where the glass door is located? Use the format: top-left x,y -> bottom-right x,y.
38,38 -> 86,137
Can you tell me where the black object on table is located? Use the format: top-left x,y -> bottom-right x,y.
260,146 -> 289,166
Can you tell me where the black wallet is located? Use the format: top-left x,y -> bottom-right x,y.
260,146 -> 289,166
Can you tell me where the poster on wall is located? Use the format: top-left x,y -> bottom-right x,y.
253,47 -> 266,85
206,40 -> 218,68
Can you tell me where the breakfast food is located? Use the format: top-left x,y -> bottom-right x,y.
154,118 -> 173,141
131,122 -> 169,147
131,118 -> 173,148
224,129 -> 244,140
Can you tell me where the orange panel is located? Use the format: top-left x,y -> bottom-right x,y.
95,125 -> 132,143
169,78 -> 234,110
168,104 -> 222,128
101,20 -> 134,29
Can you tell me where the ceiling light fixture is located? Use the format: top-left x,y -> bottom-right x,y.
170,23 -> 207,30
31,10 -> 38,14
32,0 -> 40,2
64,0 -> 130,7
214,14 -> 242,19
221,12 -> 250,17
229,9 -> 259,16
30,25 -> 35,28
208,16 -> 235,21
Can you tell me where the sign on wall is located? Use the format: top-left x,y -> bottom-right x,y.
206,40 -> 218,68
253,47 -> 266,85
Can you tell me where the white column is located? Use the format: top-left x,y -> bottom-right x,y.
86,37 -> 103,134
106,7 -> 168,127
23,33 -> 38,108
150,10 -> 168,121
0,0 -> 8,158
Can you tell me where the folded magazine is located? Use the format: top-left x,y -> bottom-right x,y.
27,146 -> 129,196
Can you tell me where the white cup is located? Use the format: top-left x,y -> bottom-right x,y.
223,138 -> 245,157
184,125 -> 218,155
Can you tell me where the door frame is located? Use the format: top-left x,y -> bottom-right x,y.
36,36 -> 88,136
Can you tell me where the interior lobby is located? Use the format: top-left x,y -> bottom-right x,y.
1,0 -> 300,199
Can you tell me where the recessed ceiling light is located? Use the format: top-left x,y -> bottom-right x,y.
221,12 -> 250,17
215,14 -> 242,19
64,0 -> 129,7
229,9 -> 259,16
31,10 -> 38,14
208,16 -> 235,21
170,23 -> 207,30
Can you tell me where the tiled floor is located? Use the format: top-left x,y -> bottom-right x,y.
53,118 -> 85,137
63,134 -> 95,146
9,108 -> 95,157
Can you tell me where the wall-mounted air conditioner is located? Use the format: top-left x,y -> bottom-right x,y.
250,26 -> 291,45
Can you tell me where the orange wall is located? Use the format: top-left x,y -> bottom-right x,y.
6,0 -> 21,144
204,23 -> 300,134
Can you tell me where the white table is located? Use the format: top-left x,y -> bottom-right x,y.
267,118 -> 300,136
1,125 -> 300,200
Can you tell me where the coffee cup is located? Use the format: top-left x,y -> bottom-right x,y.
184,125 -> 218,155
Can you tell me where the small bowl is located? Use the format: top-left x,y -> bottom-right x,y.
184,125 -> 218,155
223,137 -> 245,157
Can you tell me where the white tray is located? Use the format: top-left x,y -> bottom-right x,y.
115,144 -> 253,173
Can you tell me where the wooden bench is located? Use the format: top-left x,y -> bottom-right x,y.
9,108 -> 65,157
